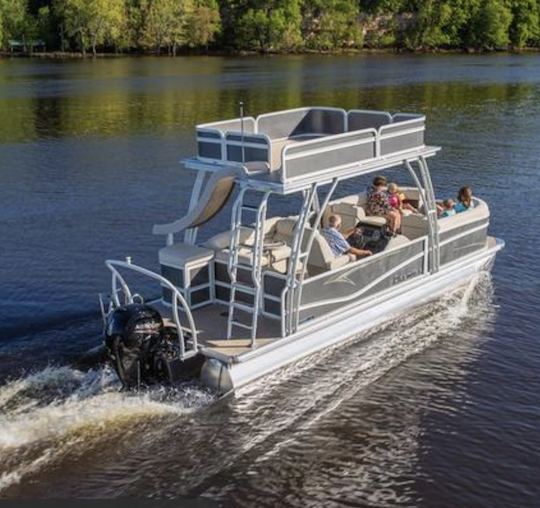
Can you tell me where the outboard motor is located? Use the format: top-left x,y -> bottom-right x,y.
104,303 -> 205,389
104,304 -> 164,388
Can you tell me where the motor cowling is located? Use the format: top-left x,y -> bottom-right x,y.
105,303 -> 167,389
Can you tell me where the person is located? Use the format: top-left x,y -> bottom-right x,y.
366,175 -> 401,234
439,198 -> 456,218
454,186 -> 474,213
387,182 -> 417,213
321,214 -> 372,259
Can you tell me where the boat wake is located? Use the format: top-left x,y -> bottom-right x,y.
0,365 -> 215,492
0,274 -> 496,498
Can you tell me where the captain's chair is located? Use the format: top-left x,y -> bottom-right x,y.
304,228 -> 355,276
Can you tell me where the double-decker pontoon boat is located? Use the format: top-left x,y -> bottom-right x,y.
101,107 -> 504,393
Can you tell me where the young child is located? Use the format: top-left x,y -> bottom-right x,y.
440,198 -> 456,218
454,186 -> 474,213
388,183 -> 417,213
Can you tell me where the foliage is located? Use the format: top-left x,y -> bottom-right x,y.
508,0 -> 540,47
53,0 -> 125,55
0,0 -> 37,48
303,0 -> 362,50
464,0 -> 513,49
3,0 -> 540,53
185,0 -> 221,48
235,0 -> 302,52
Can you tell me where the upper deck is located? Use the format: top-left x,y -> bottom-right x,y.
186,107 -> 440,193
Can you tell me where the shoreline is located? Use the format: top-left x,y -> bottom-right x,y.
2,47 -> 540,59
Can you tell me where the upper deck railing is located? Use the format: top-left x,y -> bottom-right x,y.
195,107 -> 426,184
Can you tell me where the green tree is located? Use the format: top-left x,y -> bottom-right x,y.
465,0 -> 512,49
53,0 -> 125,55
402,0 -> 454,49
508,0 -> 539,47
0,0 -> 37,50
303,0 -> 362,50
236,0 -> 302,52
141,0 -> 192,55
185,0 -> 221,49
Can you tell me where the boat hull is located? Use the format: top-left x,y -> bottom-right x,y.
201,237 -> 503,392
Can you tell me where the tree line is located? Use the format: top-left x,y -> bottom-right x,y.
1,0 -> 540,55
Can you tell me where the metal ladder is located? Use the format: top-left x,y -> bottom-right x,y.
226,186 -> 271,344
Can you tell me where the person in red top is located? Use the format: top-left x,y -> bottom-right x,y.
366,176 -> 402,235
388,182 -> 417,213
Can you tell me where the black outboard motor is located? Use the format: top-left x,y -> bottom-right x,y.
104,304 -> 164,389
104,303 -> 204,389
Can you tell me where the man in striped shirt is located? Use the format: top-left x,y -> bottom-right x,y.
321,214 -> 372,259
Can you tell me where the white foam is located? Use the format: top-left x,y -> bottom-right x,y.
0,365 -> 214,491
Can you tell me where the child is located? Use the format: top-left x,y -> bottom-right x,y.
440,198 -> 456,218
454,186 -> 474,213
388,183 -> 417,213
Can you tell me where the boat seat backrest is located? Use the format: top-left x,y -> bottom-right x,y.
204,216 -> 281,251
271,217 -> 298,244
323,197 -> 366,231
304,227 -> 352,275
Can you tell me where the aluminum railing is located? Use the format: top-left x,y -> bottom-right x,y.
104,258 -> 199,360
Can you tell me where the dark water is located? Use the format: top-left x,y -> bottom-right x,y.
0,54 -> 539,506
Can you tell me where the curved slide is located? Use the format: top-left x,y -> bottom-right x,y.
153,167 -> 240,236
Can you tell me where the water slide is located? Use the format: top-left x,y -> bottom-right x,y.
152,167 -> 240,236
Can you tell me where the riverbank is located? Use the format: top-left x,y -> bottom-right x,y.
2,46 -> 540,59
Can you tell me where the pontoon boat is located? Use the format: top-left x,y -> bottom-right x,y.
100,107 -> 504,393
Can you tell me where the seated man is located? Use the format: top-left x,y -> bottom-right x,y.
321,214 -> 372,259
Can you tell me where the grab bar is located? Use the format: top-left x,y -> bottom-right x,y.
105,259 -> 198,360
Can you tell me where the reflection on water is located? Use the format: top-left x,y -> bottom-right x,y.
1,55 -> 540,143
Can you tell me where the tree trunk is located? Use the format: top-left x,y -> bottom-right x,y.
59,25 -> 66,52
80,33 -> 86,56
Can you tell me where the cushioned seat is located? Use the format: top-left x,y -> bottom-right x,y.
358,215 -> 387,227
204,216 -> 297,274
304,228 -> 354,275
159,243 -> 214,267
214,244 -> 292,267
323,195 -> 388,230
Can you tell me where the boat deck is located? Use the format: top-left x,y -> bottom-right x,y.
151,300 -> 282,359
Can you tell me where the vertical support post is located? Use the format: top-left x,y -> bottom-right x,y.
291,178 -> 339,332
411,157 -> 439,274
419,156 -> 440,272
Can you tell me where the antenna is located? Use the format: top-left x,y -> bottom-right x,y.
239,101 -> 245,164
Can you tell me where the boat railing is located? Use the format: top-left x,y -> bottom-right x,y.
194,107 -> 425,184
104,258 -> 198,360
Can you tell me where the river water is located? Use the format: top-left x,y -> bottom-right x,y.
0,54 -> 538,506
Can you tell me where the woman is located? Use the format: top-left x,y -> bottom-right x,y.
455,186 -> 474,213
366,175 -> 401,234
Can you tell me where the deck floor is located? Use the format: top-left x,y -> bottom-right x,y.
151,301 -> 281,358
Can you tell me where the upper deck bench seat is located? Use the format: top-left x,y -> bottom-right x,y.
195,108 -> 426,182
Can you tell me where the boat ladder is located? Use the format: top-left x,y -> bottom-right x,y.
226,186 -> 271,344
